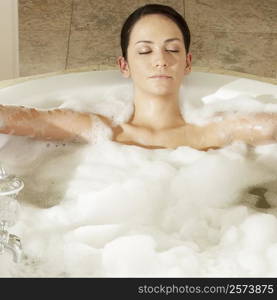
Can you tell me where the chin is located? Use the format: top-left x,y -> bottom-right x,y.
150,87 -> 177,97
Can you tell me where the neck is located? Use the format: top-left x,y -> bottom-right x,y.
129,89 -> 185,131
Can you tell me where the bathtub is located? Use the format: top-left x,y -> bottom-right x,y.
0,68 -> 277,277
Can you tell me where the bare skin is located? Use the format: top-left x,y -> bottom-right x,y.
0,14 -> 276,150
0,104 -> 276,151
112,111 -> 277,150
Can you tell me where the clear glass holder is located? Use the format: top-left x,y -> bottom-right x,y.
0,164 -> 24,263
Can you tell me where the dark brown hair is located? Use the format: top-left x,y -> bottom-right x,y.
120,4 -> 191,61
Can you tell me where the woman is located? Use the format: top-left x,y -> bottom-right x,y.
0,4 -> 276,150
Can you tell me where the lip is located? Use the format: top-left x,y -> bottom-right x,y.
149,75 -> 172,79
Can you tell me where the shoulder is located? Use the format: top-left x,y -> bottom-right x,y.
183,115 -> 232,150
91,113 -> 125,141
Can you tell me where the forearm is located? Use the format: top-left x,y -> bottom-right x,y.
0,104 -> 94,143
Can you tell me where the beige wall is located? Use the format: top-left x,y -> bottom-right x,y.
0,0 -> 19,80
18,0 -> 277,79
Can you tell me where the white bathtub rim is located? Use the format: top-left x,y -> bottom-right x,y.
0,66 -> 276,90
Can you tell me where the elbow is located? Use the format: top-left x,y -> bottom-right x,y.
244,130 -> 276,147
250,123 -> 276,146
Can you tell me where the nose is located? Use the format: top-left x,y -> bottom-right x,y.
153,51 -> 169,68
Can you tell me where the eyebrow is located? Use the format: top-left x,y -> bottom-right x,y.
135,38 -> 181,44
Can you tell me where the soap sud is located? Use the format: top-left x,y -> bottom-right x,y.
1,74 -> 277,277
89,114 -> 113,145
2,139 -> 277,277
58,84 -> 134,126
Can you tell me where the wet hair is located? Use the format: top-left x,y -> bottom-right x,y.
120,4 -> 191,61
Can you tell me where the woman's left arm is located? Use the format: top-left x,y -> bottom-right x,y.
213,112 -> 277,147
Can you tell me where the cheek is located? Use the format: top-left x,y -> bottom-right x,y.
129,60 -> 149,79
175,63 -> 186,79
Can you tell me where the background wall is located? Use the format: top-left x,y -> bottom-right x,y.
18,0 -> 277,79
0,0 -> 19,80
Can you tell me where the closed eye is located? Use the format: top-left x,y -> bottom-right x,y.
138,51 -> 151,55
139,50 -> 179,55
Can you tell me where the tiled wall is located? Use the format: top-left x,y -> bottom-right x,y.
19,0 -> 277,79
185,0 -> 277,79
19,0 -> 72,75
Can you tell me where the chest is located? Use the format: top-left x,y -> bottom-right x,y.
113,121 -> 224,151
112,123 -> 197,149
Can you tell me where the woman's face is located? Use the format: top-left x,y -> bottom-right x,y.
118,14 -> 192,97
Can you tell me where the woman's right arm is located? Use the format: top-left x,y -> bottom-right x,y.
0,104 -> 106,143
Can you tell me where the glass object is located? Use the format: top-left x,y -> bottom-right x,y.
0,165 -> 23,226
0,164 -> 24,262
0,165 -> 24,196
